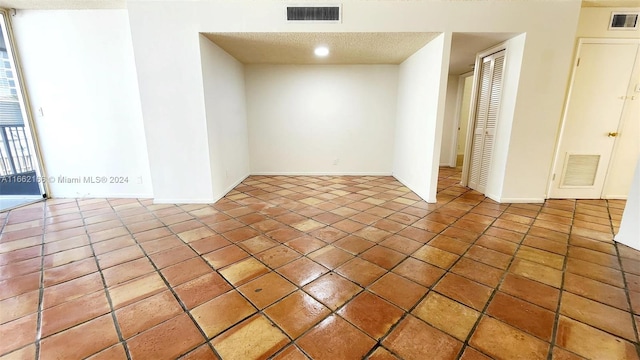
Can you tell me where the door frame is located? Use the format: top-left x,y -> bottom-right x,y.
547,37 -> 640,199
0,9 -> 50,200
461,42 -> 507,187
446,70 -> 474,168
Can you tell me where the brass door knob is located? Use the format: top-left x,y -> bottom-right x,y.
608,132 -> 619,137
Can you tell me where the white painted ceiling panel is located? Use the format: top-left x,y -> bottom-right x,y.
0,0 -> 634,10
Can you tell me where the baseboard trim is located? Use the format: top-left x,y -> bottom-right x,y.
152,174 -> 250,205
492,196 -> 546,204
153,198 -> 217,204
603,195 -> 628,200
212,174 -> 250,203
392,174 -> 435,203
250,172 -> 393,176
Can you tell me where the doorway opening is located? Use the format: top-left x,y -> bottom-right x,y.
455,72 -> 474,167
439,33 -> 515,196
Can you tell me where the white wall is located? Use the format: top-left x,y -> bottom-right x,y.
458,75 -> 473,156
486,33 -> 528,202
615,158 -> 640,250
439,74 -> 459,167
199,36 -> 250,201
577,7 -> 640,38
128,6 -> 214,203
245,65 -> 398,175
393,34 -> 451,202
12,9 -> 153,198
126,0 -> 582,203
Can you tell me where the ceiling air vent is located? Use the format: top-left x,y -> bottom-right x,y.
286,5 -> 341,22
609,12 -> 639,30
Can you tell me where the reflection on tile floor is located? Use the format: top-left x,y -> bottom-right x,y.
1,167 -> 639,359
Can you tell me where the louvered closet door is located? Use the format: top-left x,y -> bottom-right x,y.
468,50 -> 506,194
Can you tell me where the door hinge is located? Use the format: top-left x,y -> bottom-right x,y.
552,173 -> 556,181
576,58 -> 580,67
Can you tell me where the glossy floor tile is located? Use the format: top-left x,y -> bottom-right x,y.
1,167 -> 639,359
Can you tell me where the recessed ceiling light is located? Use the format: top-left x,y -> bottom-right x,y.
314,46 -> 329,57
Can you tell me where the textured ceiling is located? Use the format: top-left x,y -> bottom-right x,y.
204,32 -> 440,65
204,32 -> 518,69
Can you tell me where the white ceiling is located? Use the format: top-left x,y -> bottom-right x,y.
0,0 -> 124,9
582,0 -> 640,7
0,0 -> 637,9
204,32 -> 440,65
449,32 -> 517,75
0,0 -> 633,71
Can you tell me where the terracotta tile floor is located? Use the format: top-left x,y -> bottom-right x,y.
1,167 -> 639,359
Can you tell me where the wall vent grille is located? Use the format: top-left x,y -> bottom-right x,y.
609,12 -> 639,30
561,154 -> 600,187
286,6 -> 341,22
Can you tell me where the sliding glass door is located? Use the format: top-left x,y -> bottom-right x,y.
0,10 -> 46,211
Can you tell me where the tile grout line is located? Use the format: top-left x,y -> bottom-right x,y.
222,179 -> 345,358
608,199 -> 640,358
613,242 -> 640,358
544,200 -> 640,358
232,176 -> 417,357
450,201 -> 548,359
363,176 -> 509,359
169,199 -> 315,356
0,209 -> 8,233
34,201 -> 46,360
0,208 -> 42,359
364,170 -> 489,357
297,176 -> 436,358
4,176 -> 635,360
545,199 -> 577,360
80,200 -> 133,360
122,185 -> 332,357
137,196 -> 338,357
179,192 -> 342,356
5,202 -> 127,351
366,219 -> 477,354
116,199 -> 226,359
211,177 -> 406,355
226,175 -> 435,358
378,195 -> 580,358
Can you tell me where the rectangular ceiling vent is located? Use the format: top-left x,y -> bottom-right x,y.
609,12 -> 639,30
286,5 -> 341,22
